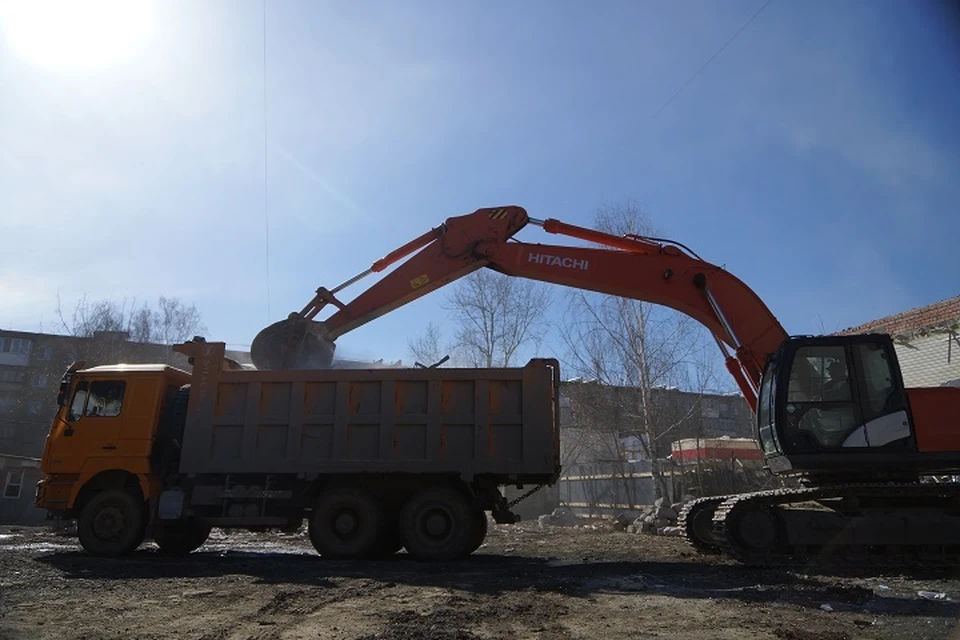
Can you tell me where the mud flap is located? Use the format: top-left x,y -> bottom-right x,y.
158,489 -> 184,520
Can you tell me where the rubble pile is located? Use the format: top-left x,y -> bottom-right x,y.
537,497 -> 696,536
615,497 -> 687,537
537,507 -> 585,528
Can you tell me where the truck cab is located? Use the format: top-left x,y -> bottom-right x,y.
36,361 -> 191,555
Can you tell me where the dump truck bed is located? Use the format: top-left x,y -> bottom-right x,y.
177,342 -> 561,483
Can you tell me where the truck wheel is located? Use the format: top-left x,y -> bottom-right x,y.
400,487 -> 474,561
309,488 -> 384,559
155,519 -> 212,555
466,509 -> 488,555
78,489 -> 146,557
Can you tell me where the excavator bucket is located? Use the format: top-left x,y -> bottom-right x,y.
250,315 -> 336,370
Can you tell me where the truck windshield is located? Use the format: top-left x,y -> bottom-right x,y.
67,380 -> 126,420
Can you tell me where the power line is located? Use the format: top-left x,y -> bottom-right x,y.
652,0 -> 775,120
262,0 -> 271,321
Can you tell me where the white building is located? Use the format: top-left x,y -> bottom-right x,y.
838,295 -> 960,388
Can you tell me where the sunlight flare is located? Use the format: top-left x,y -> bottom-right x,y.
0,0 -> 152,72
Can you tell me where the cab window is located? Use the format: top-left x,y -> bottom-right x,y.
67,381 -> 126,419
787,346 -> 852,403
784,345 -> 858,449
757,363 -> 779,455
68,382 -> 89,421
853,342 -> 900,420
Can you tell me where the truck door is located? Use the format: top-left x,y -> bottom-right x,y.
843,341 -> 913,448
46,379 -> 127,474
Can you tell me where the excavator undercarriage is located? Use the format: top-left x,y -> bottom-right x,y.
680,480 -> 960,567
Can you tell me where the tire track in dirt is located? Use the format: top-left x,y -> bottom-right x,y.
192,579 -> 396,640
356,590 -> 573,640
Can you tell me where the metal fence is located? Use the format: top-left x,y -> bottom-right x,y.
558,460 -> 676,517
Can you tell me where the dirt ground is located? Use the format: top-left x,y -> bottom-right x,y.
2,521 -> 960,640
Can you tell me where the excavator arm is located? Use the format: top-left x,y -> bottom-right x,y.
250,205 -> 788,409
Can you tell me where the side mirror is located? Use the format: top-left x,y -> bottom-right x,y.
57,361 -> 85,407
57,380 -> 70,407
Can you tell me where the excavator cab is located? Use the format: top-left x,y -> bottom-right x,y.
758,333 -> 916,477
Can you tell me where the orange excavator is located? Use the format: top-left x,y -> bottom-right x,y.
251,205 -> 960,566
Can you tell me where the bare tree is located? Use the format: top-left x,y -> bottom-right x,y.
407,321 -> 449,367
151,296 -> 205,345
56,293 -> 206,345
560,203 -> 721,500
444,270 -> 551,367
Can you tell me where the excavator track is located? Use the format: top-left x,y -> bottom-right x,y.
677,496 -> 729,554
711,482 -> 960,568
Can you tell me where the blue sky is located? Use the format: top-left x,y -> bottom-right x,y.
1,0 -> 957,367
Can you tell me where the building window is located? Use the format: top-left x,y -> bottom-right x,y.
3,470 -> 24,499
29,400 -> 44,415
0,425 -> 15,439
0,338 -> 32,355
0,368 -> 25,383
39,346 -> 54,361
34,374 -> 48,388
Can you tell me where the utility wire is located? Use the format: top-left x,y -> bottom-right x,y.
652,0 -> 775,120
263,0 -> 271,320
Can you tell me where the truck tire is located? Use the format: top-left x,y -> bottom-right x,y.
400,487 -> 474,561
154,518 -> 212,555
78,489 -> 146,557
309,488 -> 384,559
466,508 -> 488,555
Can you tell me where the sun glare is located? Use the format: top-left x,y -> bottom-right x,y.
0,0 -> 152,72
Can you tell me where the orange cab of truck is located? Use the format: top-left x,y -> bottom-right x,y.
36,360 -> 191,554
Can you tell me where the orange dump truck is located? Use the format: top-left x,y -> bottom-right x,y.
35,338 -> 561,560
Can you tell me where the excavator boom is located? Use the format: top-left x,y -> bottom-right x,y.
250,205 -> 787,408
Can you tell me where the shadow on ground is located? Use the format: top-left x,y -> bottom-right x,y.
34,550 -> 960,618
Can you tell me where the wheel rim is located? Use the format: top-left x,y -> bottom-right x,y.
333,510 -> 359,539
421,506 -> 453,541
93,505 -> 125,540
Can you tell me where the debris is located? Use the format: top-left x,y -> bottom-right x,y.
917,591 -> 951,602
611,512 -> 635,531
626,499 -> 690,535
538,507 -> 585,528
820,604 -> 834,612
655,506 -> 678,520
